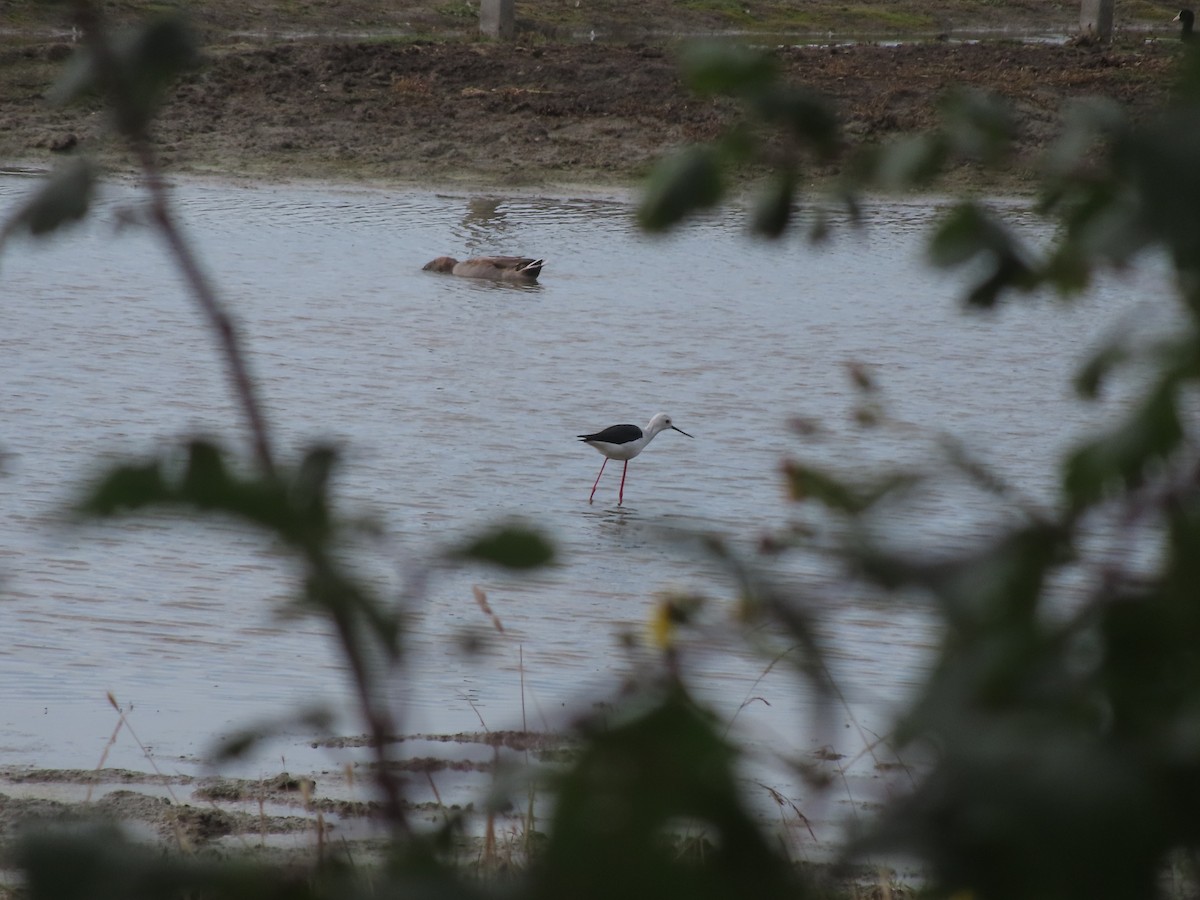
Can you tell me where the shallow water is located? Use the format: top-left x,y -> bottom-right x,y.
0,176 -> 1177,817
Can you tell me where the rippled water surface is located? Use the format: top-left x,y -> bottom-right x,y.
0,176 -> 1176,785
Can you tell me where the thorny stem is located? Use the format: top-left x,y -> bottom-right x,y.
72,1 -> 276,475
132,106 -> 414,836
328,598 -> 411,836
72,0 -> 412,835
132,141 -> 278,476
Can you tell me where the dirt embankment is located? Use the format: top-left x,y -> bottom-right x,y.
0,16 -> 1184,191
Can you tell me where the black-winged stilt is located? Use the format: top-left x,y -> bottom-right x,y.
578,412 -> 693,506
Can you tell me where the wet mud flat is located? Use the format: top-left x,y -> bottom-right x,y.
0,35 -> 1180,190
0,729 -> 911,874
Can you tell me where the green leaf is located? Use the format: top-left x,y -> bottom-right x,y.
964,253 -> 1036,308
1040,244 -> 1092,296
541,688 -> 795,899
181,439 -> 233,507
678,42 -> 777,97
940,88 -> 1014,164
714,121 -> 756,165
113,16 -> 199,135
937,434 -> 1015,500
213,730 -> 260,760
48,43 -> 102,107
750,171 -> 795,239
78,460 -> 170,515
212,708 -> 332,761
1043,97 -> 1126,177
126,15 -> 198,86
51,16 -> 198,136
948,523 -> 1064,625
77,441 -> 332,548
1,159 -> 95,244
782,462 -> 917,514
928,201 -> 1006,267
176,441 -> 316,544
638,145 -> 724,232
289,444 -> 337,526
928,202 -> 1037,307
872,134 -> 949,190
1052,180 -> 1148,269
753,86 -> 839,159
1063,378 -> 1183,508
1126,110 -> 1200,282
782,462 -> 859,510
1074,338 -> 1130,399
17,828 -> 289,900
453,523 -> 555,569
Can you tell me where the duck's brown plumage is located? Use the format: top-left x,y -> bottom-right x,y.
422,256 -> 545,282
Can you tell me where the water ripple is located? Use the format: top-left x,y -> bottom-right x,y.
0,174 -> 1179,767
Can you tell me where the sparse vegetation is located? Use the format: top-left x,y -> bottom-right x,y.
0,12 -> 1181,190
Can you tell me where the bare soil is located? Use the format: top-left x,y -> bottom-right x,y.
0,0 -> 1186,191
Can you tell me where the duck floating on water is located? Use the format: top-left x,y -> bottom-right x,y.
422,256 -> 544,282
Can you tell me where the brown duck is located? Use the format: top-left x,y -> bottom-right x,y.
422,255 -> 545,282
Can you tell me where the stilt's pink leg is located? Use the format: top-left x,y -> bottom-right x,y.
618,460 -> 629,506
589,458 -> 608,504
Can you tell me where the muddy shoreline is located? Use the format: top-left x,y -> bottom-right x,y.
0,732 -> 887,872
0,29 -> 1183,192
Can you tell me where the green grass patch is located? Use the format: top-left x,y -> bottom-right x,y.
435,2 -> 478,22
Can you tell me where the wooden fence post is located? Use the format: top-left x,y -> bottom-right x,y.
480,0 -> 515,39
1079,0 -> 1114,41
